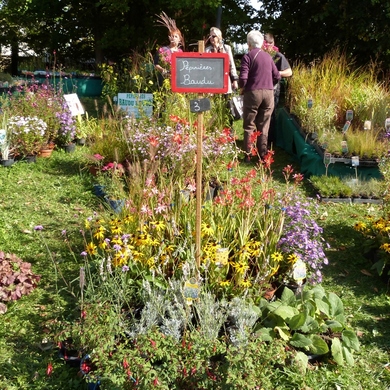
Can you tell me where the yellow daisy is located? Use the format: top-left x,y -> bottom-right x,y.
86,242 -> 97,255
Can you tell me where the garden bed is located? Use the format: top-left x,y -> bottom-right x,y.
275,107 -> 382,179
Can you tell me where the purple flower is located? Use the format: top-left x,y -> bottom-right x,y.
34,225 -> 44,231
81,251 -> 88,257
122,265 -> 129,272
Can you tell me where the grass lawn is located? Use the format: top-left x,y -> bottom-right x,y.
0,141 -> 389,389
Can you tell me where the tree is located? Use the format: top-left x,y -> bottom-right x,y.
255,0 -> 390,73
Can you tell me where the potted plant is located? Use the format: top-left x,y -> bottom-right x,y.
55,102 -> 77,150
7,115 -> 49,158
0,115 -> 15,166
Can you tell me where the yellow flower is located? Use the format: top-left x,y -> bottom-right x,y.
201,223 -> 214,236
380,243 -> 390,253
99,240 -> 109,250
239,279 -> 252,288
111,236 -> 123,246
111,224 -> 123,235
219,280 -> 231,287
354,222 -> 367,232
85,219 -> 91,229
271,252 -> 283,262
233,261 -> 249,274
123,215 -> 135,224
86,242 -> 97,255
287,253 -> 299,264
146,257 -> 155,268
94,226 -> 106,240
151,220 -> 166,232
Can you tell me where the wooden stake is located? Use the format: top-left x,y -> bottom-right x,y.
195,40 -> 205,268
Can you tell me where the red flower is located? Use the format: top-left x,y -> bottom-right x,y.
46,362 -> 53,376
123,358 -> 129,369
148,135 -> 159,148
153,377 -> 160,386
150,339 -> 156,348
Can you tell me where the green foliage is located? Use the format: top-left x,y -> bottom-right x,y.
256,285 -> 360,365
287,50 -> 390,158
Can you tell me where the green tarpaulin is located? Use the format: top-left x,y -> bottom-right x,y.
275,107 -> 381,179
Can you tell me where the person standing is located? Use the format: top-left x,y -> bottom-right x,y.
263,33 -> 292,146
205,27 -> 238,93
154,12 -> 185,87
239,30 -> 281,162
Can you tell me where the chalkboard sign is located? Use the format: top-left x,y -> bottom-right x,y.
171,52 -> 229,93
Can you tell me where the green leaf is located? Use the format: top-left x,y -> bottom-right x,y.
274,326 -> 291,341
331,337 -> 344,365
325,320 -> 344,332
326,292 -> 345,322
342,345 -> 355,365
268,303 -> 298,320
287,312 -> 307,330
290,333 -> 313,348
255,327 -> 276,342
280,287 -> 296,305
315,298 -> 330,317
294,351 -> 309,374
308,335 -> 329,355
342,330 -> 360,352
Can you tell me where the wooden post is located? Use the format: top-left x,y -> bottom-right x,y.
195,40 -> 205,268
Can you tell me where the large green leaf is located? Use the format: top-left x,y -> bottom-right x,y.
315,298 -> 330,317
290,333 -> 312,348
342,330 -> 360,352
342,345 -> 355,365
287,311 -> 307,330
308,334 -> 329,355
275,326 -> 291,341
267,302 -> 298,320
325,320 -> 344,332
326,292 -> 345,322
280,286 -> 296,305
331,337 -> 344,365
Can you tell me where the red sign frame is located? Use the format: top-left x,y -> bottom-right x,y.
171,52 -> 229,93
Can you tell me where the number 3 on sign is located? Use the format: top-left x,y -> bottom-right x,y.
190,98 -> 211,113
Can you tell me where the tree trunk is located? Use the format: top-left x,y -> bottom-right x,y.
11,38 -> 19,76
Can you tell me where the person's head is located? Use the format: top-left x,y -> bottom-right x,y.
156,12 -> 185,49
264,33 -> 275,45
209,27 -> 223,46
169,29 -> 184,48
247,30 -> 264,49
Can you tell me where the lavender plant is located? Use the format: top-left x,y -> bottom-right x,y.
277,195 -> 329,284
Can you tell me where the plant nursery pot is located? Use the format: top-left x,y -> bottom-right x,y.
0,158 -> 15,167
38,148 -> 53,158
24,155 -> 37,163
104,196 -> 125,213
93,184 -> 106,197
64,143 -> 76,153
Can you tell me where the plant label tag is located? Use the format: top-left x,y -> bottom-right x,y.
364,120 -> 371,130
385,118 -> 390,131
307,98 -> 313,109
346,110 -> 353,121
184,278 -> 200,301
341,141 -> 348,154
190,98 -> 211,113
324,152 -> 332,165
342,121 -> 351,133
215,247 -> 229,266
293,259 -> 306,284
351,156 -> 359,167
0,129 -> 5,145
